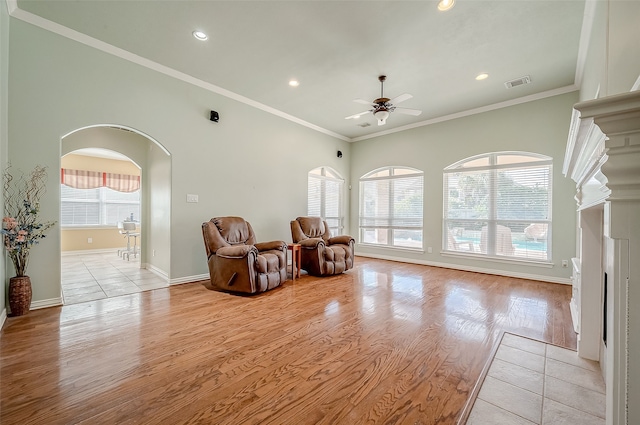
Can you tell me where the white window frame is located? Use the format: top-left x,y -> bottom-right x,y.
359,166 -> 424,250
307,166 -> 344,235
443,151 -> 552,263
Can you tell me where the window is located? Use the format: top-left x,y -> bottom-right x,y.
443,152 -> 552,261
61,168 -> 141,226
307,167 -> 344,235
359,166 -> 424,249
61,186 -> 140,226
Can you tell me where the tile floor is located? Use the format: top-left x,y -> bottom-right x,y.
61,251 -> 169,305
467,333 -> 605,425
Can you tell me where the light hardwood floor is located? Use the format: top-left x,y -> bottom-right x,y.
0,257 -> 575,424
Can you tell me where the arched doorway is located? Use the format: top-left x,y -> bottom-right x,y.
60,125 -> 171,304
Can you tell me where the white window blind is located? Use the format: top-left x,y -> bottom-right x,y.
60,185 -> 101,226
61,185 -> 141,227
307,167 -> 344,235
359,166 -> 424,249
443,152 -> 552,261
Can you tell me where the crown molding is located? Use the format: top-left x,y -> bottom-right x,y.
5,1 -> 350,142
352,85 -> 578,142
5,0 -> 586,145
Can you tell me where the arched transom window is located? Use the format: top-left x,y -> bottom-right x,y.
308,166 -> 344,235
443,151 -> 552,262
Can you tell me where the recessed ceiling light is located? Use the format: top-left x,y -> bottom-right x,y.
289,80 -> 300,87
437,0 -> 455,12
476,73 -> 489,81
192,31 -> 208,41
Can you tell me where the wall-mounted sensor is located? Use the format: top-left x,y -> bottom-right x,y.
337,150 -> 343,158
210,110 -> 219,122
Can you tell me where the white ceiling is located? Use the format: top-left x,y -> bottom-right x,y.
14,0 -> 587,141
66,147 -> 131,161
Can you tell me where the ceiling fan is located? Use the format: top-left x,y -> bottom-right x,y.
345,75 -> 422,126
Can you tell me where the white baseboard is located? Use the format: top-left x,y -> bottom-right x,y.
62,248 -> 118,256
2,298 -> 63,319
146,263 -> 169,280
356,253 -> 572,285
170,274 -> 209,286
30,297 -> 63,310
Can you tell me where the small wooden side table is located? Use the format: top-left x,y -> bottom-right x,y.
287,243 -> 301,280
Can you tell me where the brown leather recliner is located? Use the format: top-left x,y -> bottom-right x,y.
290,216 -> 355,276
202,217 -> 287,294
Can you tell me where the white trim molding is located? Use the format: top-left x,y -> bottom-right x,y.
30,297 -> 63,310
61,248 -> 119,256
356,253 -> 571,285
146,264 -> 169,281
352,85 -> 578,143
5,1 -> 349,142
4,0 -> 582,144
170,274 -> 209,286
0,308 -> 7,330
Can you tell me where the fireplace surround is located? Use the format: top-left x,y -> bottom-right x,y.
563,89 -> 640,424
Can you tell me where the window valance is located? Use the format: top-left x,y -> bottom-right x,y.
61,169 -> 140,193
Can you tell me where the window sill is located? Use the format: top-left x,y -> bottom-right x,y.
440,250 -> 554,268
357,243 -> 425,254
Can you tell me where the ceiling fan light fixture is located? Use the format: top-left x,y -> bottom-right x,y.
345,75 -> 421,126
374,110 -> 390,122
437,0 -> 455,11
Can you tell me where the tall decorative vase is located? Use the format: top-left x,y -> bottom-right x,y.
9,276 -> 32,316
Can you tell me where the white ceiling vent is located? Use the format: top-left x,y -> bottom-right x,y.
358,122 -> 371,127
504,76 -> 531,89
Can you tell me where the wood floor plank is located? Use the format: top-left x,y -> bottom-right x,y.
1,257 -> 576,424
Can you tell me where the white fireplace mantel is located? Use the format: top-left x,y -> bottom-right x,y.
564,89 -> 640,425
564,90 -> 640,204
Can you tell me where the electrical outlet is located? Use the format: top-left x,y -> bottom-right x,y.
152,249 -> 156,257
87,237 -> 92,244
427,247 -> 433,253
562,260 -> 568,268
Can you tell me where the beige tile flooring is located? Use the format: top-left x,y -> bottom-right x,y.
61,252 -> 169,305
467,333 -> 605,425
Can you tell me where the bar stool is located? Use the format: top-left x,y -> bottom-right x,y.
118,221 -> 140,260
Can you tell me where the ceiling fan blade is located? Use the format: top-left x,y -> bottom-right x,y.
389,93 -> 413,105
395,107 -> 422,116
345,110 -> 372,120
353,98 -> 374,106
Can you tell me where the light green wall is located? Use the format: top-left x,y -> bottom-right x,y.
350,92 -> 579,281
580,0 -> 640,100
1,1 -> 9,316
8,19 -> 350,303
146,140 -> 171,274
607,0 -> 640,94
